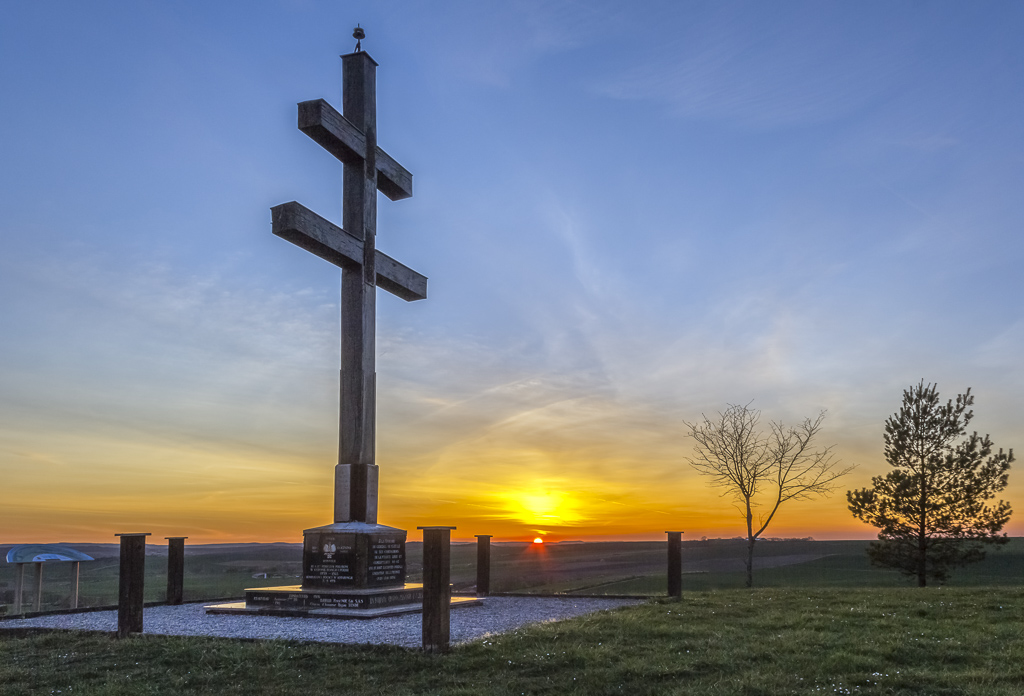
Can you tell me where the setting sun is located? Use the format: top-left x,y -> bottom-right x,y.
533,537 -> 543,544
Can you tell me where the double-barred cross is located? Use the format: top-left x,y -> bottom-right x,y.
272,49 -> 426,525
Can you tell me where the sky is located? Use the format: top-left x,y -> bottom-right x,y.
2,1 -> 1023,544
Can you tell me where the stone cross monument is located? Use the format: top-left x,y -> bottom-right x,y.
227,31 -> 431,615
271,46 -> 426,527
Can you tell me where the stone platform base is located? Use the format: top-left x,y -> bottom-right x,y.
204,584 -> 481,620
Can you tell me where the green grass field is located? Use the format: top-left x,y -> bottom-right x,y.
1,586 -> 1022,695
3,539 -> 1023,613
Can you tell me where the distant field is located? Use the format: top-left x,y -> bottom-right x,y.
2,538 -> 1023,614
454,538 -> 1024,595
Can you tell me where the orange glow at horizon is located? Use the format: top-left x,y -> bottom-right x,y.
2,416 -> 1023,545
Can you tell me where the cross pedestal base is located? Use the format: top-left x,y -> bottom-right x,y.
203,521 -> 483,618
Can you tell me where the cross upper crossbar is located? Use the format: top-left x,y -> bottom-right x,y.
298,99 -> 412,202
272,201 -> 426,301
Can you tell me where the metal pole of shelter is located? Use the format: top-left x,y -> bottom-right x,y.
12,564 -> 24,615
70,561 -> 80,609
33,562 -> 43,612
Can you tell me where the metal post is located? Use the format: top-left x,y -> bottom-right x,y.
475,535 -> 492,597
418,526 -> 455,654
12,564 -> 24,615
70,561 -> 80,609
666,531 -> 683,598
33,562 -> 43,612
116,533 -> 151,638
165,537 -> 187,605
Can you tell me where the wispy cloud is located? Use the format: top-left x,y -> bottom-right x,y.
594,10 -> 910,128
3,2 -> 1022,542
426,0 -> 621,87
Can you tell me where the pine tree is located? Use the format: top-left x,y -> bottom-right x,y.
847,381 -> 1013,586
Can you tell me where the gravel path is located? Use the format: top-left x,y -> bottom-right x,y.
0,597 -> 643,648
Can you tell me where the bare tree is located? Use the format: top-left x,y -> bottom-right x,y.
684,404 -> 854,587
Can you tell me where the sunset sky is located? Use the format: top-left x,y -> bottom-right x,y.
2,1 -> 1023,544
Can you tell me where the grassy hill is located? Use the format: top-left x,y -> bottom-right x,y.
1,586 -> 1022,695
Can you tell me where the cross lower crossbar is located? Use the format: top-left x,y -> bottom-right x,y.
298,99 -> 413,202
272,201 -> 426,302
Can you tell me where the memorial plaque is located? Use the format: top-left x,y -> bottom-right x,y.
368,535 -> 405,584
303,532 -> 356,586
302,522 -> 407,589
245,584 -> 423,610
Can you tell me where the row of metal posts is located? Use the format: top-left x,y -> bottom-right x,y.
114,535 -> 187,638
470,532 -> 684,599
111,530 -> 685,651
427,530 -> 685,653
107,529 -> 464,649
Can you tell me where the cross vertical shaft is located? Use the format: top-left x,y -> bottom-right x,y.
339,51 -> 378,522
272,45 -> 424,528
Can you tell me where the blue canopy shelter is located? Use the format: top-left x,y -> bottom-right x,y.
6,544 -> 94,614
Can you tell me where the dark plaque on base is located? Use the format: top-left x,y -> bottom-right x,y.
303,522 -> 406,588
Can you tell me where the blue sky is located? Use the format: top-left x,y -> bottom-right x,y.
2,1 -> 1022,542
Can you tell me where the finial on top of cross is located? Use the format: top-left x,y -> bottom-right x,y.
353,24 -> 365,52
